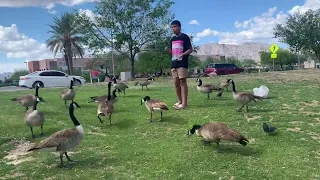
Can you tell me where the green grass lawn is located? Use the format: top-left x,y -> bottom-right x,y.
0,70 -> 320,179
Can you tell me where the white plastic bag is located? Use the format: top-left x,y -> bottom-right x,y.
253,85 -> 269,98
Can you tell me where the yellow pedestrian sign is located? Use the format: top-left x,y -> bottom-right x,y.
270,44 -> 279,54
271,53 -> 277,58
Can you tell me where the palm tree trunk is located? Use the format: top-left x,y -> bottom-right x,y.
63,50 -> 71,75
68,53 -> 73,75
67,44 -> 73,75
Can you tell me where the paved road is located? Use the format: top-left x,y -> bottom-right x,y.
0,86 -> 30,92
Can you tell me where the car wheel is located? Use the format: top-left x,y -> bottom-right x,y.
32,81 -> 44,88
73,79 -> 82,86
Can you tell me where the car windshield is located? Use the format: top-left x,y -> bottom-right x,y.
28,72 -> 39,75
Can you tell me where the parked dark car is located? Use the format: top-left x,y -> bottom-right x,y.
204,63 -> 244,75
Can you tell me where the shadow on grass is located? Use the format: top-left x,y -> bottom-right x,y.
77,156 -> 119,169
117,94 -> 140,98
163,116 -> 187,124
112,119 -> 136,129
203,143 -> 261,157
266,96 -> 277,99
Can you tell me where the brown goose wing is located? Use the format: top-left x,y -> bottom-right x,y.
32,128 -> 78,149
239,92 -> 262,101
213,124 -> 245,142
203,84 -> 221,91
149,99 -> 169,110
60,89 -> 68,96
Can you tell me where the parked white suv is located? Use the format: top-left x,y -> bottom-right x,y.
19,70 -> 86,88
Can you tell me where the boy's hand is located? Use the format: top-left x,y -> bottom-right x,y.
165,47 -> 171,54
178,53 -> 184,60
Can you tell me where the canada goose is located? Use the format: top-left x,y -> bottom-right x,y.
134,78 -> 154,90
187,121 -> 249,152
60,78 -> 76,108
88,89 -> 121,104
27,102 -> 83,169
24,97 -> 45,138
220,79 -> 232,91
229,79 -> 263,112
97,82 -> 114,125
112,77 -> 129,96
141,96 -> 169,122
196,78 -> 223,99
11,83 -> 45,112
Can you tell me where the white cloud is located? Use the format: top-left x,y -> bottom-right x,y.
0,24 -> 57,61
0,0 -> 99,13
196,28 -> 219,37
195,0 -> 320,45
78,9 -> 97,23
193,37 -> 200,42
289,0 -> 320,14
189,20 -> 199,25
0,63 -> 27,73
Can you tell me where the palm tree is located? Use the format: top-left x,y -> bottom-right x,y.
46,12 -> 85,75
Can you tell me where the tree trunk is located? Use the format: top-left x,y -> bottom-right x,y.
280,63 -> 283,70
67,45 -> 73,75
64,55 -> 71,75
130,56 -> 135,79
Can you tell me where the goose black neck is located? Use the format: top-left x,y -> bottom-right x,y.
113,78 -> 117,83
69,80 -> 73,89
231,81 -> 236,92
33,100 -> 38,111
107,84 -> 112,101
198,79 -> 202,86
69,106 -> 80,126
35,86 -> 39,96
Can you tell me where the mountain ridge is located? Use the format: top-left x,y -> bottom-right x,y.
194,42 -> 273,62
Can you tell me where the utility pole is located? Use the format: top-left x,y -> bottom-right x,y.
297,51 -> 300,69
111,29 -> 115,77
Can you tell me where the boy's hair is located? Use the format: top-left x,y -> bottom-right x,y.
171,20 -> 181,27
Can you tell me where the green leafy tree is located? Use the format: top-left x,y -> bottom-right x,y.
188,55 -> 200,68
136,51 -> 171,73
46,12 -> 85,75
226,56 -> 241,67
10,69 -> 29,80
77,0 -> 174,78
241,59 -> 258,67
274,9 -> 320,62
260,49 -> 305,70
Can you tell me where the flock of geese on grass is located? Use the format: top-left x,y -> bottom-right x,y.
9,76 -> 277,169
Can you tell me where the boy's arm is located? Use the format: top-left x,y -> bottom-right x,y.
181,35 -> 193,56
165,38 -> 172,55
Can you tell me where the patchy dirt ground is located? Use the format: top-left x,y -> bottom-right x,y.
3,139 -> 34,165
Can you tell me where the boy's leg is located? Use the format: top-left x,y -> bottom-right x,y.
177,68 -> 188,109
171,68 -> 182,105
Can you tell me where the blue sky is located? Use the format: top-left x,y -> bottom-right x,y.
0,0 -> 317,73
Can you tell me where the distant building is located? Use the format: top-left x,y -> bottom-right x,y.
27,58 -> 93,73
304,60 -> 316,69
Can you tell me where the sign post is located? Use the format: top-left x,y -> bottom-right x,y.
90,70 -> 100,84
269,43 -> 279,71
